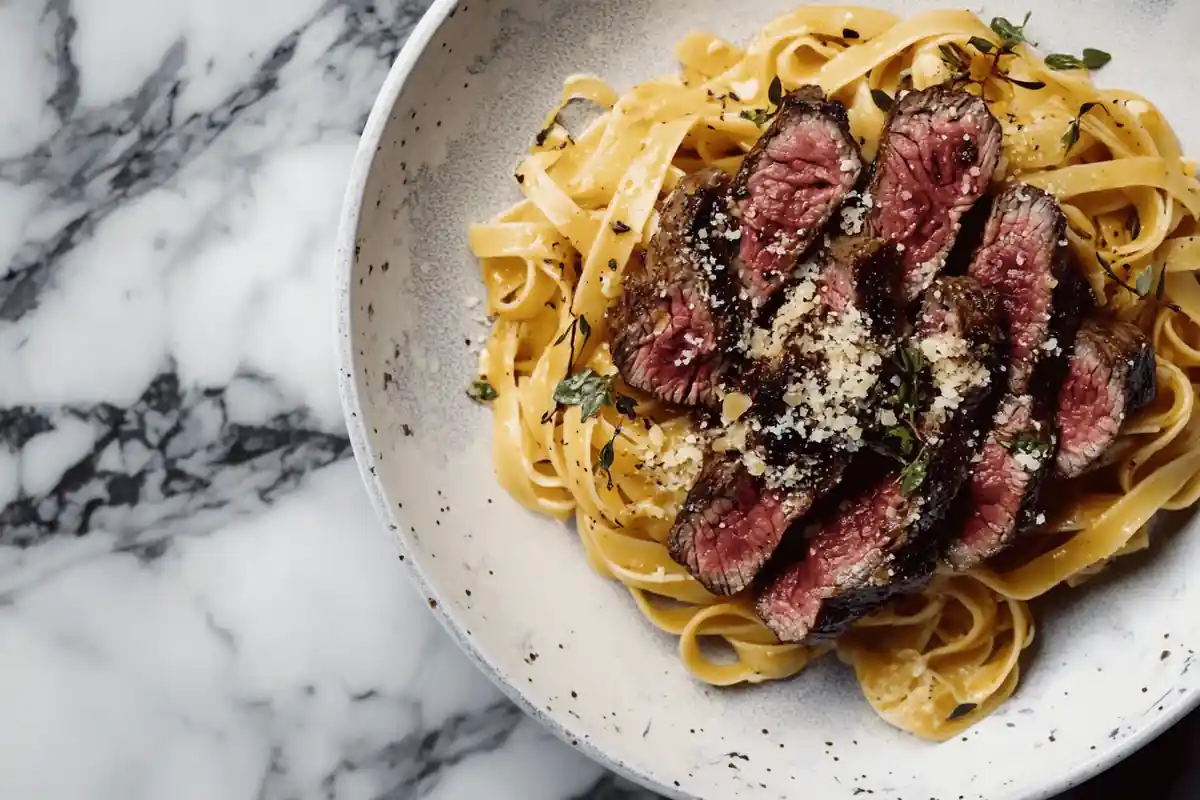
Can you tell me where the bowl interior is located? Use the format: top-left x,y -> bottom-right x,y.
339,1 -> 1200,797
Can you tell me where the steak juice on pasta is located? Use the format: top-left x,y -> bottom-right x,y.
466,6 -> 1200,740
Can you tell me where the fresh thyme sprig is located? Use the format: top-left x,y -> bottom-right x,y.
739,75 -> 785,128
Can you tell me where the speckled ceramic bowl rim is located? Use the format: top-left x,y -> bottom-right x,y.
333,2 -> 1200,796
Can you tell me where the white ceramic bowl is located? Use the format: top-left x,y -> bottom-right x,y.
335,1 -> 1200,797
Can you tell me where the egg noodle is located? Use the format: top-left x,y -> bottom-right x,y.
466,6 -> 1200,740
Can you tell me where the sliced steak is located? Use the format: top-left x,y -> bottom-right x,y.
731,87 -> 863,305
669,239 -> 899,595
942,185 -> 1091,570
967,184 -> 1071,394
738,237 -> 902,463
609,169 -> 737,407
943,394 -> 1055,570
869,87 -> 1002,302
1055,317 -> 1156,478
668,452 -> 844,596
757,277 -> 1003,642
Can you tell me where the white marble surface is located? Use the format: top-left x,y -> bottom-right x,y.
0,1 -> 1196,798
0,1 -> 643,798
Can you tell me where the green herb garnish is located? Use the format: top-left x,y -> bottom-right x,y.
1096,255 -> 1180,312
1045,48 -> 1112,71
990,13 -> 1034,51
967,36 -> 995,54
1095,253 -> 1140,296
739,76 -> 786,128
1008,77 -> 1046,91
554,312 -> 593,371
948,15 -> 1044,91
467,377 -> 498,403
546,369 -> 639,425
767,74 -> 783,105
899,448 -> 931,497
597,425 -> 622,489
607,258 -> 619,271
1062,102 -> 1103,153
614,395 -> 638,420
611,220 -> 631,234
553,369 -> 614,421
1010,432 -> 1052,460
739,108 -> 773,127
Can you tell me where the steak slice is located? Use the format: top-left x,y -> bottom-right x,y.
943,394 -> 1054,570
668,240 -> 899,595
757,277 -> 1003,643
609,168 -> 737,407
869,87 -> 1002,302
968,184 -> 1072,395
738,236 -> 902,463
1055,317 -> 1156,478
942,185 -> 1092,570
731,86 -> 863,306
668,452 -> 843,596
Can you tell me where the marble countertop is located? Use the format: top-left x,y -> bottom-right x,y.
0,1 -> 1196,798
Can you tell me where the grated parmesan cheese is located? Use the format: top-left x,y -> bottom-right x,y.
921,332 -> 991,426
722,392 -> 753,424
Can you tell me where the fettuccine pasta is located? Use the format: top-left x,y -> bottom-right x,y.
466,6 -> 1200,741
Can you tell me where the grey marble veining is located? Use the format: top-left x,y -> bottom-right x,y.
0,1 -> 627,797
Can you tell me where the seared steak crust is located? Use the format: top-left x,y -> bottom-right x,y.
732,87 -> 863,305
1055,317 -> 1156,478
869,87 -> 1002,302
758,277 -> 1004,642
609,169 -> 737,407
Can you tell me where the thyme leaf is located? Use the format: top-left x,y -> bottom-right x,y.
990,12 -> 1034,51
1007,77 -> 1046,90
937,43 -> 978,87
1063,102 -> 1104,153
967,36 -> 995,54
1010,432 -> 1051,460
554,313 -> 593,371
1044,53 -> 1084,71
467,377 -> 498,403
900,448 -> 931,497
614,394 -> 638,420
1082,48 -> 1113,69
1095,253 -> 1139,296
597,426 -> 622,490
553,369 -> 614,422
1046,49 -> 1111,71
740,107 -> 773,127
767,75 -> 784,106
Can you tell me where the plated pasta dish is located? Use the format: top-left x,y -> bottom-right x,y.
465,6 -> 1200,741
